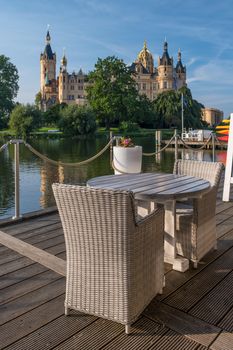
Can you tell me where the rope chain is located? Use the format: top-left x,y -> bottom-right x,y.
24,137 -> 116,167
0,141 -> 10,152
142,135 -> 176,156
178,134 -> 213,150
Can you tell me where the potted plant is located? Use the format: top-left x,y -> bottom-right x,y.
113,137 -> 142,174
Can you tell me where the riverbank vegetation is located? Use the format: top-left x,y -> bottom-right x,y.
1,55 -> 207,140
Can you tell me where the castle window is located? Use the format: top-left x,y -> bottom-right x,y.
142,83 -> 146,90
71,85 -> 74,90
153,83 -> 157,90
63,77 -> 65,82
163,81 -> 168,89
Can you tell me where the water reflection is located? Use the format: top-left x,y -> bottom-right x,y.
0,136 -> 226,219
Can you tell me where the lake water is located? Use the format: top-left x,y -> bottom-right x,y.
0,135 -> 227,220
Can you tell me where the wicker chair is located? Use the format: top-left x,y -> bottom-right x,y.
173,160 -> 224,268
52,183 -> 164,334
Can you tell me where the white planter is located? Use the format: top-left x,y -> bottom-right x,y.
113,146 -> 142,174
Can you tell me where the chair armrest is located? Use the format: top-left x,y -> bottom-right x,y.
136,206 -> 164,229
193,186 -> 217,224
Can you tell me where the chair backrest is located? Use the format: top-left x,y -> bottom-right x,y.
173,160 -> 224,187
52,184 -> 137,251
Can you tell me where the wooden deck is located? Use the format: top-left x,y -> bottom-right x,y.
0,181 -> 233,349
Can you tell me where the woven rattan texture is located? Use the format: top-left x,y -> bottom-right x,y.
52,184 -> 164,327
173,160 -> 224,263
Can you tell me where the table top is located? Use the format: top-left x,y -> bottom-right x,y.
87,172 -> 211,201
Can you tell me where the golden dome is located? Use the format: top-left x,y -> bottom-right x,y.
137,41 -> 154,73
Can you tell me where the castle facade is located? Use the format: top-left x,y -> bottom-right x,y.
40,31 -> 186,110
130,41 -> 186,100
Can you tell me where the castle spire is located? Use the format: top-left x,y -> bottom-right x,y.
178,48 -> 181,61
46,30 -> 51,44
175,48 -> 185,73
60,48 -> 67,71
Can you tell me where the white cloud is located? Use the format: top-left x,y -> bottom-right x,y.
186,57 -> 199,67
188,60 -> 233,85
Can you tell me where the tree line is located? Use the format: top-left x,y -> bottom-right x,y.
0,54 -> 207,139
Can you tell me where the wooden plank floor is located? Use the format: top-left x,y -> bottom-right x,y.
0,181 -> 233,349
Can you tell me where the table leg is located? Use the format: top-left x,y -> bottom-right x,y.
164,200 -> 189,272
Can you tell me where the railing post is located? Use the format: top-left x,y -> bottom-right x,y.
110,131 -> 113,166
12,140 -> 21,219
174,129 -> 178,162
155,130 -> 161,163
212,132 -> 215,162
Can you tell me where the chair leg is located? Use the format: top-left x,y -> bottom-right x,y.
125,324 -> 131,334
193,261 -> 198,269
65,305 -> 70,316
159,276 -> 165,294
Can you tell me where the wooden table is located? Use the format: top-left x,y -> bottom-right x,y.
87,172 -> 211,272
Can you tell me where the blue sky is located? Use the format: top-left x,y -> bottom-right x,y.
0,0 -> 232,117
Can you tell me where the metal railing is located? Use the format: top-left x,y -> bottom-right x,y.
0,131 -> 218,220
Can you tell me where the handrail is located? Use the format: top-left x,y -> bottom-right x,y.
24,137 -> 115,166
0,137 -> 116,219
178,134 -> 213,150
142,135 -> 176,156
0,131 -> 222,218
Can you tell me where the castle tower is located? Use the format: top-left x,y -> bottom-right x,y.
175,49 -> 186,89
58,52 -> 68,102
40,30 -> 57,109
137,41 -> 154,74
157,40 -> 174,91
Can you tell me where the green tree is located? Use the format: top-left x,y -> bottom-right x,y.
9,104 -> 42,139
59,104 -> 96,136
153,87 -> 203,129
135,94 -> 156,128
153,90 -> 180,128
35,91 -> 42,109
178,86 -> 204,129
42,103 -> 67,126
86,56 -> 140,129
0,55 -> 19,129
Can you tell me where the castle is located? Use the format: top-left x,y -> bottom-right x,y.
40,31 -> 186,111
40,31 -> 87,111
130,41 -> 186,100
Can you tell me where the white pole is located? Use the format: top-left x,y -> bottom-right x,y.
222,113 -> 233,201
13,142 -> 20,219
181,93 -> 184,140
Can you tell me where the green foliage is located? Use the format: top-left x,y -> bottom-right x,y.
86,56 -> 140,128
42,103 -> 67,126
0,55 -> 19,129
35,91 -> 42,108
59,105 -> 96,136
119,121 -> 140,133
9,104 -> 42,139
135,94 -> 156,127
153,86 -> 204,129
